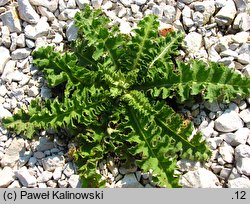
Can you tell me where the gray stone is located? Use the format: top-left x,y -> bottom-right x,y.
57,8 -> 79,20
184,32 -> 203,53
177,159 -> 202,172
34,151 -> 45,159
120,0 -> 132,7
17,0 -> 40,24
58,179 -> 68,188
233,128 -> 250,145
29,0 -> 59,12
63,162 -> 75,177
47,180 -> 57,188
67,0 -> 76,8
192,0 -> 215,24
28,157 -> 37,167
214,109 -> 244,132
115,173 -> 144,188
204,101 -> 220,112
42,155 -> 65,171
37,6 -> 55,21
0,138 -> 25,167
228,177 -> 250,188
91,0 -> 102,8
0,85 -> 8,97
24,17 -> 50,40
162,5 -> 176,23
207,137 -> 223,150
0,104 -> 12,120
234,0 -> 248,12
236,158 -> 250,176
15,166 -> 37,187
237,53 -> 250,64
11,48 -> 31,60
0,7 -> 22,33
66,21 -> 78,41
19,151 -> 32,167
37,171 -> 53,182
180,168 -> 220,188
53,167 -> 62,180
68,174 -> 82,188
232,32 -> 249,44
28,86 -> 39,97
1,26 -> 11,48
183,17 -> 194,27
0,167 -> 15,187
134,0 -> 147,6
41,86 -> 52,99
0,46 -> 10,74
239,108 -> 250,123
119,20 -> 131,34
233,13 -> 250,31
8,180 -> 21,188
0,0 -> 9,6
235,144 -> 250,159
220,49 -> 238,59
75,0 -> 90,9
218,141 -> 234,163
215,0 -> 236,26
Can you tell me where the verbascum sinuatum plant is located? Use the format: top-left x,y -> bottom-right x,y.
3,5 -> 250,187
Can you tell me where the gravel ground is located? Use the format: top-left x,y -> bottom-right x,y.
0,0 -> 250,188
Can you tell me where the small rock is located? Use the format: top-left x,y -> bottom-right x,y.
180,168 -> 220,188
177,159 -> 202,171
63,162 -> 75,177
233,128 -> 250,145
24,17 -> 50,40
0,0 -> 9,6
234,0 -> 248,12
235,144 -> 250,159
37,6 -> 55,21
192,0 -> 215,24
37,171 -> 53,182
214,109 -> 244,132
75,0 -> 90,9
11,48 -> 31,60
16,34 -> 26,48
68,174 -> 82,188
0,7 -> 22,33
236,158 -> 250,176
232,32 -> 249,44
53,167 -> 62,180
237,53 -> 250,64
220,49 -> 238,59
0,138 -> 25,167
162,5 -> 176,23
120,0 -> 132,7
239,108 -> 250,123
42,155 -> 65,171
218,141 -> 234,163
228,177 -> 250,188
58,179 -> 68,188
0,167 -> 15,187
215,0 -> 236,26
134,0 -> 147,6
28,86 -> 40,97
28,157 -> 37,167
119,20 -> 131,34
8,180 -> 21,188
34,151 -> 45,159
15,166 -> 37,187
91,0 -> 102,8
47,180 -> 57,188
19,151 -> 32,167
66,21 -> 78,41
0,46 -> 10,74
115,173 -> 144,188
184,32 -> 203,53
17,0 -> 40,24
233,13 -> 250,31
29,0 -> 59,12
